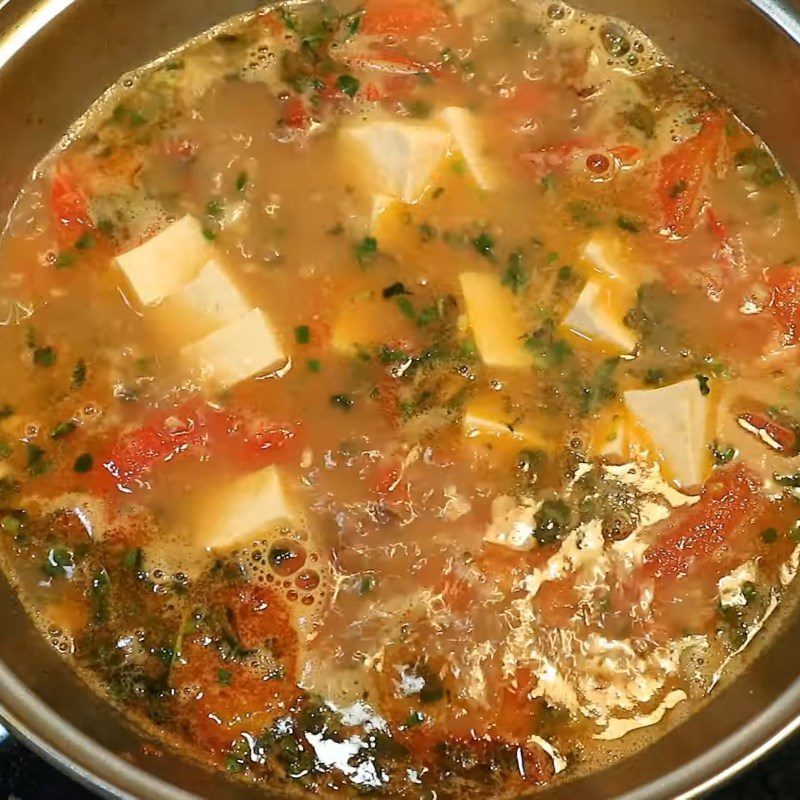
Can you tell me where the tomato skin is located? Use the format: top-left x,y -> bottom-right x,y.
767,264 -> 800,345
361,0 -> 449,36
658,114 -> 724,237
92,400 -> 300,495
738,410 -> 798,455
280,94 -> 311,129
50,163 -> 94,248
641,463 -> 764,583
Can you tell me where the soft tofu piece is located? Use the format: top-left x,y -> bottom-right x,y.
459,273 -> 529,368
440,107 -> 496,190
581,233 -> 639,285
181,308 -> 286,388
344,122 -> 450,203
331,291 -> 417,357
562,281 -> 638,354
193,466 -> 293,550
115,215 -> 214,306
463,395 -> 551,451
624,378 -> 711,487
153,259 -> 251,342
483,495 -> 541,551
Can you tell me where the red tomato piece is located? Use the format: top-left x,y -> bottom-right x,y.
608,144 -> 642,165
520,137 -> 595,172
737,410 -> 798,455
658,114 -> 725,237
641,464 -> 764,582
767,264 -> 800,345
93,400 -> 299,495
370,458 -> 409,500
49,163 -> 94,249
280,94 -> 311,129
361,0 -> 449,36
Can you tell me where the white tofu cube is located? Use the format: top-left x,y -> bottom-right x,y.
440,107 -> 496,190
459,273 -> 529,368
563,281 -> 638,354
181,308 -> 286,388
156,259 -> 251,342
344,122 -> 450,203
115,215 -> 213,306
193,466 -> 294,550
624,378 -> 711,487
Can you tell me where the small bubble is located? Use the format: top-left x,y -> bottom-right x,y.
302,595 -> 315,606
296,569 -> 320,591
600,22 -> 630,58
287,589 -> 298,602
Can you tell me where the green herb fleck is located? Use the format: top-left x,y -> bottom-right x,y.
71,358 -> 87,389
206,199 -> 224,218
336,74 -> 360,98
1,515 -> 20,535
33,346 -> 56,367
331,394 -> 354,411
472,231 -> 495,259
217,668 -> 233,686
122,547 -> 143,571
355,236 -> 378,264
235,171 -> 248,192
669,180 -> 688,198
26,444 -> 49,476
617,216 -> 642,233
54,252 -> 74,268
696,374 -> 711,396
624,103 -> 656,138
42,546 -> 73,578
294,325 -> 311,345
382,282 -> 409,299
396,297 -> 416,319
307,359 -> 322,373
51,420 -> 77,440
501,250 -> 527,293
75,232 -> 95,250
73,453 -> 93,473
761,527 -> 779,544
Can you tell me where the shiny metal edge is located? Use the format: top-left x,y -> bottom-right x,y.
0,669 -> 192,799
0,0 -> 799,798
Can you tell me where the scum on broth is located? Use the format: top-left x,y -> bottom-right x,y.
1,0 -> 800,796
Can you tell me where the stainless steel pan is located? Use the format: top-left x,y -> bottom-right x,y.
1,0 -> 800,797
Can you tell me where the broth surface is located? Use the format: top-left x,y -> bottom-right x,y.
1,0 -> 800,796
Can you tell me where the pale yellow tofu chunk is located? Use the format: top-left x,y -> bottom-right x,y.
330,292 -> 416,357
458,273 -> 529,368
463,394 -> 551,451
562,280 -> 638,354
193,466 -> 293,550
115,215 -> 213,306
181,308 -> 286,388
580,232 -> 640,285
624,378 -> 712,487
151,259 -> 251,343
439,107 -> 496,190
343,121 -> 450,203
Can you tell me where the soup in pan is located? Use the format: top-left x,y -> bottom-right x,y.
1,0 -> 800,795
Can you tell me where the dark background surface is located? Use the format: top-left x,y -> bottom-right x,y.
0,723 -> 799,799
